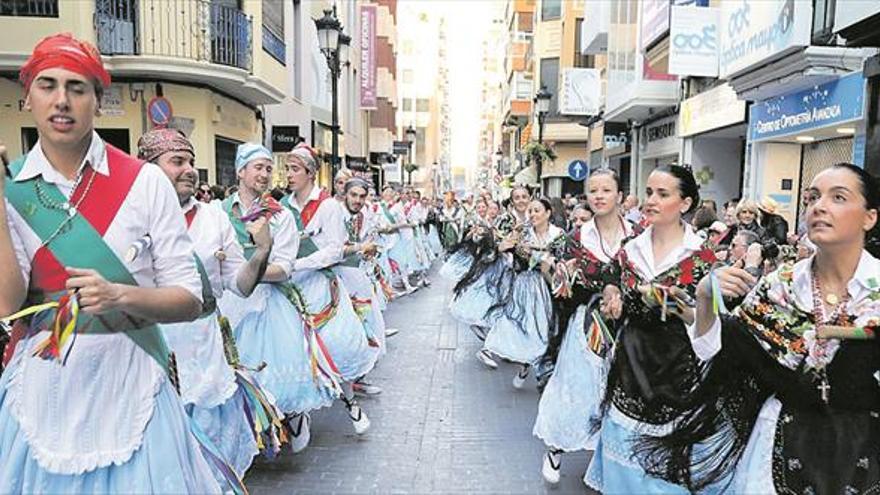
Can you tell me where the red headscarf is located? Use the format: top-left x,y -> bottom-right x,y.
19,33 -> 111,93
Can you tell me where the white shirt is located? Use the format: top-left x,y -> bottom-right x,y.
390,201 -> 414,240
181,198 -> 246,298
226,192 -> 298,277
579,217 -> 633,263
622,223 -> 704,281
284,184 -> 347,271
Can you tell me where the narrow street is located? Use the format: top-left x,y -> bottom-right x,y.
246,267 -> 594,494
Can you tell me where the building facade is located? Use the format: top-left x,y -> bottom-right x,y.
0,0 -> 288,185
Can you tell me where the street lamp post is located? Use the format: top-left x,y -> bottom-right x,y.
534,85 -> 552,193
315,8 -> 349,177
405,124 -> 416,185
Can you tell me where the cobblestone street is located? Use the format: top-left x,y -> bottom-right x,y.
246,268 -> 595,494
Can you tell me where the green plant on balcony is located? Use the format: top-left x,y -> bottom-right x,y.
521,140 -> 556,165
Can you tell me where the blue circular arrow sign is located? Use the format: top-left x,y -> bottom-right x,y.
147,97 -> 173,127
568,159 -> 589,181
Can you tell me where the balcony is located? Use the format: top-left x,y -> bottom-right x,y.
502,72 -> 533,119
93,0 -> 282,105
505,31 -> 533,75
96,0 -> 251,70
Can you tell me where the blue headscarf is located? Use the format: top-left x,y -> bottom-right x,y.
235,142 -> 272,171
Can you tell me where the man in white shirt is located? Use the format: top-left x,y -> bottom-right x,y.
0,33 -> 221,492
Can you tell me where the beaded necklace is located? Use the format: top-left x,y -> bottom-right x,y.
33,164 -> 99,248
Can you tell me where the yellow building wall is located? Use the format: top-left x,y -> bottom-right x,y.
542,142 -> 588,177
0,78 -> 258,184
0,1 -> 95,55
244,0 -> 288,95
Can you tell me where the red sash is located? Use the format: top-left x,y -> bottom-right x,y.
300,188 -> 331,228
184,204 -> 199,228
30,145 -> 144,293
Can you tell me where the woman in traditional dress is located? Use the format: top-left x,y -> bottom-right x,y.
448,199 -> 504,348
636,163 -> 880,494
438,198 -> 487,283
425,196 -> 444,256
584,165 -> 716,492
483,198 -> 566,389
439,191 -> 464,252
533,169 -> 634,484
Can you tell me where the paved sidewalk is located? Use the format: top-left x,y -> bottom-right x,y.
245,267 -> 595,494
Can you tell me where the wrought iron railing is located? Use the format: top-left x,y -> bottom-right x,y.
95,0 -> 252,72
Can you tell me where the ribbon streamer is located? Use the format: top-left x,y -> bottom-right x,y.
240,194 -> 283,223
2,293 -> 83,365
587,309 -> 615,358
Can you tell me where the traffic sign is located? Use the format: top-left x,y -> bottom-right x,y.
568,159 -> 589,181
147,96 -> 173,128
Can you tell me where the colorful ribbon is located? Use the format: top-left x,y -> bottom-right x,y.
240,194 -> 283,222
2,292 -> 83,365
587,310 -> 615,358
279,273 -> 344,396
235,368 -> 289,457
710,271 -> 728,316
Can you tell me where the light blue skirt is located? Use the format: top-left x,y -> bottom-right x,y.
230,284 -> 336,415
0,375 -> 221,494
448,258 -> 505,327
484,270 -> 551,364
387,234 -> 419,275
428,225 -> 444,255
533,306 -> 606,452
584,407 -> 729,494
190,387 -> 259,479
439,250 -> 473,282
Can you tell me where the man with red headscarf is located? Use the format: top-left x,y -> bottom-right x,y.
0,34 -> 224,492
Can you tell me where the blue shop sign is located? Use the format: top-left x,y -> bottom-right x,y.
749,72 -> 865,142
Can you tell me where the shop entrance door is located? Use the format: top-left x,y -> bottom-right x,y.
798,137 -> 853,221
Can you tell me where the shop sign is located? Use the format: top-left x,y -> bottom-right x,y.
641,116 -> 680,158
100,85 -> 124,117
359,4 -> 378,109
749,72 -> 865,142
641,0 -> 671,50
719,0 -> 812,78
392,140 -> 410,155
679,83 -> 746,137
669,6 -> 719,77
647,120 -> 676,143
604,134 -> 629,158
559,68 -> 601,116
271,125 -> 300,152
